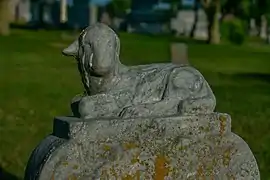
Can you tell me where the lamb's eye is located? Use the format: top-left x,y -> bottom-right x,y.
80,28 -> 86,36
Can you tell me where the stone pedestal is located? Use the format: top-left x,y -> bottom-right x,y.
25,113 -> 260,180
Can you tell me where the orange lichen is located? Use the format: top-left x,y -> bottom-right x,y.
131,157 -> 139,164
72,164 -> 79,170
122,171 -> 140,180
153,155 -> 170,180
227,174 -> 236,180
219,115 -> 227,136
109,167 -> 117,177
50,172 -> 54,180
122,175 -> 133,180
61,161 -> 69,166
103,144 -> 111,151
223,148 -> 231,167
131,151 -> 140,164
51,171 -> 77,180
206,162 -> 215,180
100,169 -> 109,179
67,174 -> 77,180
196,165 -> 206,180
210,171 -> 214,180
123,142 -> 138,150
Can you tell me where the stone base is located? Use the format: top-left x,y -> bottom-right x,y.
25,113 -> 260,180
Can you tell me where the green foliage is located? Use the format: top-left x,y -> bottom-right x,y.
221,18 -> 247,45
106,0 -> 131,17
222,0 -> 251,20
257,0 -> 270,14
251,0 -> 270,23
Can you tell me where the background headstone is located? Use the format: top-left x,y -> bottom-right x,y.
170,43 -> 189,65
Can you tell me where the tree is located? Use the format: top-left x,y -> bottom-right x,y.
0,0 -> 10,35
200,0 -> 221,44
200,0 -> 251,44
190,0 -> 200,38
255,0 -> 270,42
222,0 -> 250,19
262,0 -> 270,43
266,14 -> 270,43
221,0 -> 251,36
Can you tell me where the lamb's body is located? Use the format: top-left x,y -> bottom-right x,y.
77,63 -> 215,119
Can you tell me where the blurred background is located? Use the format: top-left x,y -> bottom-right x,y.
0,0 -> 269,179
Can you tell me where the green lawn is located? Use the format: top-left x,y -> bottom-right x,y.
0,30 -> 270,179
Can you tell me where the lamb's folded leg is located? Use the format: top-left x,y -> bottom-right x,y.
180,96 -> 216,114
78,92 -> 131,119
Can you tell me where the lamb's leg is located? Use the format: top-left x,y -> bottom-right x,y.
78,93 -> 131,119
180,95 -> 216,114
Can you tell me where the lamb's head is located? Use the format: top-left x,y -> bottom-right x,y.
62,23 -> 121,77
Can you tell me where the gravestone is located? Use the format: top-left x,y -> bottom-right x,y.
24,23 -> 260,180
170,43 -> 189,65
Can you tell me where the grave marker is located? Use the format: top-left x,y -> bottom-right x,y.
24,23 -> 260,180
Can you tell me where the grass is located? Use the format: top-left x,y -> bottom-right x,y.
0,29 -> 270,179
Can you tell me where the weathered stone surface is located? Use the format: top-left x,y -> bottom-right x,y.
38,113 -> 260,180
62,23 -> 216,120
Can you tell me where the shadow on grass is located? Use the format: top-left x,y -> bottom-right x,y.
10,22 -> 72,31
233,72 -> 270,82
0,166 -> 20,180
171,36 -> 207,45
218,72 -> 270,83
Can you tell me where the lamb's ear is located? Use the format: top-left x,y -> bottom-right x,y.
83,44 -> 92,69
115,34 -> 120,57
62,39 -> 79,56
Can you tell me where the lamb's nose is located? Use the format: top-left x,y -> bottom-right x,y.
62,40 -> 79,56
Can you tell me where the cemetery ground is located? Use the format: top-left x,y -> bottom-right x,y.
0,29 -> 270,180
